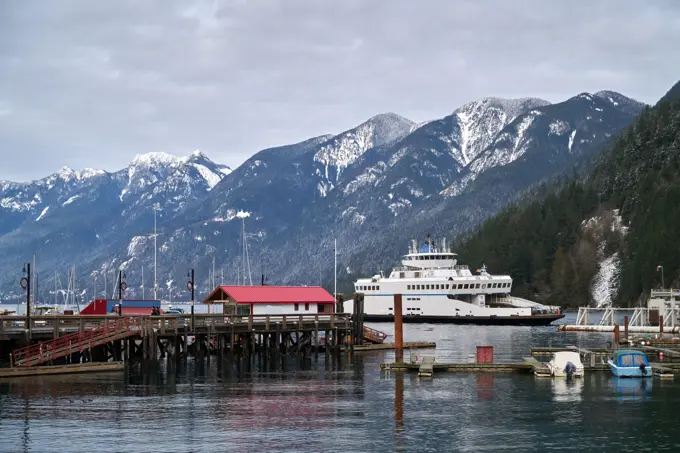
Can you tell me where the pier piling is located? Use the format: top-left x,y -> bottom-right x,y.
394,294 -> 404,363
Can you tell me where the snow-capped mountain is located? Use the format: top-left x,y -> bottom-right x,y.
0,151 -> 232,302
0,91 -> 645,302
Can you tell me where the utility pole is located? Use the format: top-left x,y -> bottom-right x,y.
92,271 -> 97,302
334,238 -> 337,305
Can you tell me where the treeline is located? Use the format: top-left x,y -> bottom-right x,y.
455,81 -> 680,308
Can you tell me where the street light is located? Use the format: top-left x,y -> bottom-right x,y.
20,262 -> 31,336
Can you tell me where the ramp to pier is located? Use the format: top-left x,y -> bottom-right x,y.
11,318 -> 140,367
362,326 -> 388,344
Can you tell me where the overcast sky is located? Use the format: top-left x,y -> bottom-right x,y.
1,0 -> 679,181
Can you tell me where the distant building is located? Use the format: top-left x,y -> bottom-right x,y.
202,285 -> 336,315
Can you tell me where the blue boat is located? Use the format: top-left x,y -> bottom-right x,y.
607,349 -> 653,378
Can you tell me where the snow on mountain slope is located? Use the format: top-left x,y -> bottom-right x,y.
441,92 -> 643,197
313,113 -> 414,196
583,209 -> 628,307
451,97 -> 550,166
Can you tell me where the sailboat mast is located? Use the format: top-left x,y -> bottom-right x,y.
33,253 -> 37,305
334,238 -> 337,303
153,205 -> 158,300
142,266 -> 145,299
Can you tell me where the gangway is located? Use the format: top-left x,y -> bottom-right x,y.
11,317 -> 141,367
362,325 -> 388,344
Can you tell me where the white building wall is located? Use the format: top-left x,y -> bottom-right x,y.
251,303 -> 320,315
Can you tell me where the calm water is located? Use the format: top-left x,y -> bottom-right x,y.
1,316 -> 679,452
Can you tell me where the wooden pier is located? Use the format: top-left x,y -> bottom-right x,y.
0,313 -> 353,369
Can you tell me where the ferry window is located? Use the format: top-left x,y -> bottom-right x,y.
407,285 -> 410,290
305,303 -> 309,311
464,284 -> 469,289
377,286 -> 380,291
435,284 -> 439,290
417,285 -> 421,290
400,272 -> 405,278
457,284 -> 463,289
446,284 -> 449,289
476,284 -> 480,289
482,284 -> 486,289
294,303 -> 299,311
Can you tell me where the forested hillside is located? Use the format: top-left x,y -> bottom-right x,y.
455,80 -> 680,308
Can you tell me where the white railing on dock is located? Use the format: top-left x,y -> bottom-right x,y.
567,305 -> 680,333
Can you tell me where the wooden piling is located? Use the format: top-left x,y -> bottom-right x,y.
394,294 -> 404,363
624,316 -> 629,339
660,316 -> 664,335
614,324 -> 620,346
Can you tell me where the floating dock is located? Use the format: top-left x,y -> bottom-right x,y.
0,361 -> 124,379
382,343 -> 680,378
353,341 -> 435,352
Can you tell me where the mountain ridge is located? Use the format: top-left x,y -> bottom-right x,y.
0,91 -> 646,302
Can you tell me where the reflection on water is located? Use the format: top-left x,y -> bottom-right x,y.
551,377 -> 585,402
612,376 -> 652,401
2,323 -> 680,452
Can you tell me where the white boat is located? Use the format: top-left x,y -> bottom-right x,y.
547,351 -> 584,378
344,235 -> 564,325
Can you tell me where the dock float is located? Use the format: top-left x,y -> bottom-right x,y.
382,360 -> 677,377
354,341 -> 435,352
382,362 -> 533,373
0,361 -> 125,379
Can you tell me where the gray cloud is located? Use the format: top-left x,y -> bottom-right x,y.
1,0 -> 679,181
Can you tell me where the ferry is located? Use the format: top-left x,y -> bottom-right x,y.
344,235 -> 564,325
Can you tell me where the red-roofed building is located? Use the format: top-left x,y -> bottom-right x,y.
202,285 -> 336,315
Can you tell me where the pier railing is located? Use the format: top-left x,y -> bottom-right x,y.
0,313 -> 351,337
11,317 -> 141,367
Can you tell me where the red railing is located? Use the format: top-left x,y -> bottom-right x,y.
11,317 -> 140,367
363,326 -> 388,344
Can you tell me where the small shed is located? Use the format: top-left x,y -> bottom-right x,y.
202,285 -> 336,315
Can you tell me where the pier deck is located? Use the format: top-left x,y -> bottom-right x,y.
0,313 -> 353,368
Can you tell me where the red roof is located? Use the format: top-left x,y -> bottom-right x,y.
204,285 -> 336,304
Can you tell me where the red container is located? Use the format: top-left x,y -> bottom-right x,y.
476,346 -> 494,364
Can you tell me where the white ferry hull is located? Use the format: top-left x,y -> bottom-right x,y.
350,235 -> 564,326
361,313 -> 564,326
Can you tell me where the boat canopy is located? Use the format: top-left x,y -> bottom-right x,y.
612,349 -> 649,367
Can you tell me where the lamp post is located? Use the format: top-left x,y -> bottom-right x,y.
657,265 -> 665,289
118,269 -> 126,316
187,269 -> 195,329
21,262 -> 31,336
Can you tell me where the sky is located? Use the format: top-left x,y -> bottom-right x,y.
1,0 -> 679,182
